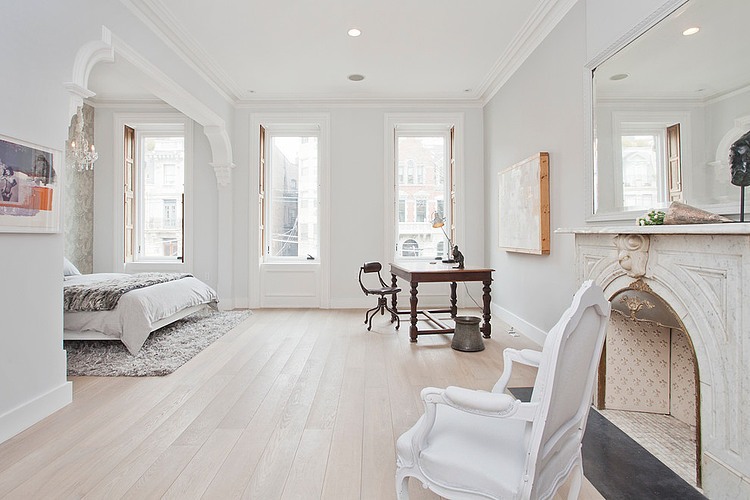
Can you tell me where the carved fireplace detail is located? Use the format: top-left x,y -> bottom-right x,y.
561,225 -> 750,499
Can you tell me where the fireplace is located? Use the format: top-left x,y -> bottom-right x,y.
603,284 -> 700,486
561,225 -> 750,499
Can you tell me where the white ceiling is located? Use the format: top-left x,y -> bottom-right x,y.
89,0 -> 573,103
595,0 -> 749,101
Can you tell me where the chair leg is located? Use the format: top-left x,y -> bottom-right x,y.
364,304 -> 380,325
365,297 -> 400,331
395,474 -> 410,500
384,300 -> 400,330
567,457 -> 583,500
365,306 -> 380,331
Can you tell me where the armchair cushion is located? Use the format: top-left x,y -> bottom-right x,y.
396,405 -> 528,497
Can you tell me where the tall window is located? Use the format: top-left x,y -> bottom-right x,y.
124,124 -> 185,262
260,125 -> 320,259
620,128 -> 667,211
394,126 -> 454,259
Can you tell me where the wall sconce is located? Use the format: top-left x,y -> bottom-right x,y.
67,106 -> 98,172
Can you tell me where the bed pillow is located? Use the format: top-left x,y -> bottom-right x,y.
64,257 -> 82,277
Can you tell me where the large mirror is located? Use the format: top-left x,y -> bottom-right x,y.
589,0 -> 750,220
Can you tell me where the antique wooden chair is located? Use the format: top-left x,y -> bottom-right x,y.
359,261 -> 401,331
395,280 -> 610,499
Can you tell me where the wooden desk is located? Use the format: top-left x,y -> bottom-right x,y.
389,262 -> 494,343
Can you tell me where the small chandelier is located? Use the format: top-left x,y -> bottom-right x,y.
67,106 -> 98,171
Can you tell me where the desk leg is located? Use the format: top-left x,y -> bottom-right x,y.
482,279 -> 492,338
450,282 -> 458,317
391,273 -> 398,312
409,282 -> 419,343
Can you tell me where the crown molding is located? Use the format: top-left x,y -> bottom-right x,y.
121,0 -> 573,108
234,97 -> 484,110
478,0 -> 578,105
120,0 -> 241,103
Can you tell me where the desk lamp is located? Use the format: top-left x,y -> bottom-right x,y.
431,212 -> 456,263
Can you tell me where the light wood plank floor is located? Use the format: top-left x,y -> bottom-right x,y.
0,309 -> 604,499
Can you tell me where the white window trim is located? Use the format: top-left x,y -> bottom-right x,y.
262,124 -> 323,263
384,113 -> 464,264
249,112 -> 331,308
112,112 -> 193,273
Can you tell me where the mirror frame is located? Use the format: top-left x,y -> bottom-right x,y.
584,0 -> 692,222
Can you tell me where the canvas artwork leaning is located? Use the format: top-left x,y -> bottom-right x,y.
0,135 -> 60,233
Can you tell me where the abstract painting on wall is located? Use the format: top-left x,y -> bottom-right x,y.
0,135 -> 60,233
498,151 -> 550,255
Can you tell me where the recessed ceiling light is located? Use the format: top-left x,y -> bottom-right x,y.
348,74 -> 365,81
348,28 -> 361,37
682,27 -> 700,36
610,73 -> 629,81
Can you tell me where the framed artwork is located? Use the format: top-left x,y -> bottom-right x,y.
498,152 -> 550,255
0,135 -> 61,233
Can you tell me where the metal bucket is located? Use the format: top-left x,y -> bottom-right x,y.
451,316 -> 484,352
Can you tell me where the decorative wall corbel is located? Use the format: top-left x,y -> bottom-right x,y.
211,162 -> 235,187
614,234 -> 650,278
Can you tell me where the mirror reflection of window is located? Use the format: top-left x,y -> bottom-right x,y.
621,134 -> 663,210
590,0 -> 749,219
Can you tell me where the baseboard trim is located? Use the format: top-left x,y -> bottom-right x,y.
0,381 -> 73,445
491,302 -> 547,347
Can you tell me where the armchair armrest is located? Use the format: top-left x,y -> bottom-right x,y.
420,386 -> 538,420
409,386 -> 538,458
443,386 -> 520,417
492,347 -> 543,394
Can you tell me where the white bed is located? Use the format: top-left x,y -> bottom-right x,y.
63,272 -> 218,355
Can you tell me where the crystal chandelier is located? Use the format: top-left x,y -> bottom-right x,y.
67,106 -> 98,171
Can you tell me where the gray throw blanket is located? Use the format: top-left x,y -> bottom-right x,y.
64,273 -> 192,312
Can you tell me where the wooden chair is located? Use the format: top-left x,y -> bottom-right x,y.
395,280 -> 611,499
359,261 -> 401,331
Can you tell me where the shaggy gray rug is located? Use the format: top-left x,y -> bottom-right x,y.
65,309 -> 252,377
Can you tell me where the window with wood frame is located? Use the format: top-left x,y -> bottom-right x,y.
667,123 -> 683,202
393,124 -> 455,260
123,123 -> 186,262
259,123 -> 321,260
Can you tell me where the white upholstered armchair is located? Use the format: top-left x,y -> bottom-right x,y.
395,281 -> 611,499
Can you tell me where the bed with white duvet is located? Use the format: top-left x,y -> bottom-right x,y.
63,272 -> 218,355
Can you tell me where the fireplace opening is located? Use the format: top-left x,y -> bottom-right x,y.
597,286 -> 700,488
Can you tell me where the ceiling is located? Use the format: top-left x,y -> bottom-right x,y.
595,0 -> 749,101
88,0 -> 572,104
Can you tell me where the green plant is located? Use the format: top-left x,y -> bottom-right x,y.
637,209 -> 665,226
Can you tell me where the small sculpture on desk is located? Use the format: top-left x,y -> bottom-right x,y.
452,245 -> 465,269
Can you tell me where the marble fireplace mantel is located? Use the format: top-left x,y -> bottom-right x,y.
559,223 -> 750,499
557,222 -> 750,235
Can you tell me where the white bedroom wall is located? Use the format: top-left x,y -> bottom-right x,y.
484,2 -> 587,343
0,3 -> 81,444
483,0 -> 684,343
1,0 -> 232,444
232,104 -> 485,309
91,105 -> 219,291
